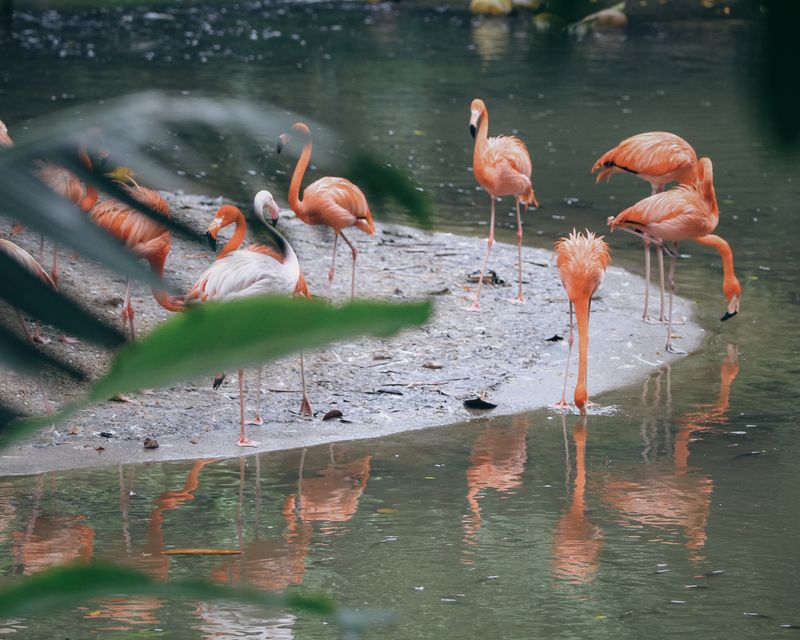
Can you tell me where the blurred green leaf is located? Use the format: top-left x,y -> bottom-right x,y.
347,154 -> 434,230
0,562 -> 334,619
1,296 -> 432,445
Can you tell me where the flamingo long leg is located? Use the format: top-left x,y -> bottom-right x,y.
665,243 -> 685,354
299,352 -> 312,417
552,301 -> 574,410
657,244 -> 666,322
15,309 -> 33,343
328,232 -> 339,284
643,238 -> 651,321
513,197 -> 525,304
245,366 -> 264,426
50,242 -> 59,286
338,230 -> 358,299
237,368 -> 259,448
122,279 -> 136,341
467,196 -> 496,311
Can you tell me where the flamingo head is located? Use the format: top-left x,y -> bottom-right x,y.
469,99 -> 486,138
277,122 -> 311,153
720,275 -> 741,322
206,204 -> 243,252
254,189 -> 280,228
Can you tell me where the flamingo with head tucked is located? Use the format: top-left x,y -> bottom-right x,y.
608,157 -> 736,353
90,184 -> 179,340
552,230 -> 611,413
592,131 -> 698,322
277,122 -> 374,299
467,98 -> 539,311
185,208 -> 312,447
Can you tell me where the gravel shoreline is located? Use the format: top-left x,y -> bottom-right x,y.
0,192 -> 704,476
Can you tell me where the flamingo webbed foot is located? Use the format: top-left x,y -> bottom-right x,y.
32,334 -> 51,345
300,396 -> 313,417
509,296 -> 525,305
237,437 -> 260,448
327,268 -> 336,283
59,334 -> 79,344
465,301 -> 482,312
245,415 -> 264,426
550,399 -> 570,412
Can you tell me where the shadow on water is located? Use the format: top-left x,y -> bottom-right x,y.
0,2 -> 799,638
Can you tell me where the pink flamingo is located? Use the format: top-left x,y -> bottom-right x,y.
278,122 -> 375,299
552,230 -> 612,413
467,98 -> 539,311
90,184 -> 180,339
184,206 -> 312,447
592,131 -> 698,322
609,157 -> 738,353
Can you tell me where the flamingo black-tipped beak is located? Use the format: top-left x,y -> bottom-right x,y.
212,373 -> 226,389
271,217 -> 279,228
470,124 -> 477,139
277,133 -> 289,154
720,310 -> 737,322
277,140 -> 283,154
206,231 -> 217,252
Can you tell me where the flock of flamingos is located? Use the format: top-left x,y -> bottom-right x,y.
0,99 -> 740,447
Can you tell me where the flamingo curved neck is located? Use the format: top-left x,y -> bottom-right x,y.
573,295 -> 591,411
473,110 -> 490,166
693,233 -> 738,294
219,210 -> 247,258
288,140 -> 312,220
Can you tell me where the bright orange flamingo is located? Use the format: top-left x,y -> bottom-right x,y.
277,122 -> 375,299
90,184 -> 180,340
467,98 -> 539,311
33,150 -> 101,285
592,131 -> 698,322
551,415 -> 603,584
203,198 -> 313,426
608,157 -> 735,352
185,209 -> 312,446
552,230 -> 611,413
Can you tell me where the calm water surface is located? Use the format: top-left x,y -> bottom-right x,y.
1,3 -> 799,638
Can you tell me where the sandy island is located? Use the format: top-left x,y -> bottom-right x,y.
0,192 -> 704,475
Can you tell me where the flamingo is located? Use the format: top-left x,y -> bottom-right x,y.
204,195 -> 312,425
32,150 -> 102,285
467,98 -> 539,311
608,157 -> 735,353
277,122 -> 375,299
184,207 -> 312,447
90,184 -> 180,340
552,229 -> 612,413
0,238 -> 55,345
0,118 -> 11,148
592,131 -> 698,322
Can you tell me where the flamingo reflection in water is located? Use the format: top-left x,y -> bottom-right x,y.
598,346 -> 739,562
463,415 -> 529,560
550,414 -> 604,584
11,474 -> 94,576
85,459 -> 219,632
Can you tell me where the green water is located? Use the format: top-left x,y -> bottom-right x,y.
1,2 -> 799,638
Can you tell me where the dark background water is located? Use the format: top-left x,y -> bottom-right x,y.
1,2 -> 799,638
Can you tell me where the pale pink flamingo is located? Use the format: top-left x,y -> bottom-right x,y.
0,238 -> 54,344
90,184 -> 180,339
467,98 -> 539,311
608,157 -> 736,353
0,118 -> 11,148
184,207 -> 312,447
592,131 -> 698,322
203,195 -> 312,425
277,122 -> 375,299
552,230 -> 611,413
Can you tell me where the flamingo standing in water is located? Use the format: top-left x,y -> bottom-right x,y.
90,184 -> 179,339
552,230 -> 611,413
204,195 -> 313,426
592,131 -> 698,322
467,98 -> 539,311
277,122 -> 375,299
608,157 -> 738,353
184,207 -> 312,447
